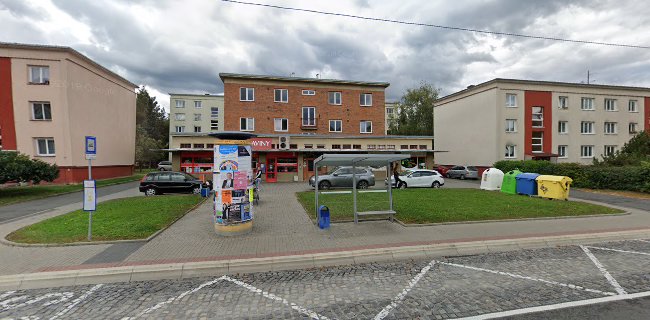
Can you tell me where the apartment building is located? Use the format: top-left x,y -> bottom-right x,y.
385,101 -> 397,134
0,43 -> 137,183
434,78 -> 650,167
168,93 -> 224,157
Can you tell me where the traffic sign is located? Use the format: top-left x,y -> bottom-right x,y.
85,136 -> 97,155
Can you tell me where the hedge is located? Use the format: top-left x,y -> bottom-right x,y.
493,160 -> 650,193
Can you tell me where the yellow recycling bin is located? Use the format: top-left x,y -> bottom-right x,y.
536,175 -> 573,200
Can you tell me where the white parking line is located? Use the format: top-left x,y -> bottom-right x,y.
587,246 -> 650,256
580,245 -> 627,295
0,291 -> 16,300
1,292 -> 74,312
452,290 -> 650,320
49,284 -> 103,320
438,261 -> 615,296
374,261 -> 436,320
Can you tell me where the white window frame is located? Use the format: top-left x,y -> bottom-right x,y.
558,145 -> 567,158
505,119 -> 517,133
581,145 -> 594,158
604,98 -> 617,111
302,89 -> 315,96
28,65 -> 50,84
274,89 -> 289,103
558,121 -> 568,134
302,107 -> 316,126
505,145 -> 516,158
194,126 -> 202,133
211,107 -> 219,118
175,126 -> 185,133
531,131 -> 543,153
531,107 -> 544,128
558,96 -> 568,109
329,120 -> 342,133
581,97 -> 595,110
240,117 -> 255,131
386,107 -> 394,115
240,87 -> 255,101
274,118 -> 288,132
360,120 -> 373,134
628,100 -> 638,112
360,93 -> 372,106
328,92 -> 342,105
604,122 -> 617,134
194,113 -> 201,121
604,145 -> 617,156
580,121 -> 594,134
35,138 -> 55,156
175,113 -> 185,121
31,102 -> 52,120
629,122 -> 638,134
194,100 -> 202,109
175,100 -> 185,108
505,94 -> 517,107
210,120 -> 219,131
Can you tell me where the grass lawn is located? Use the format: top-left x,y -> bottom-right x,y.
6,195 -> 203,244
0,172 -> 150,207
296,188 -> 623,224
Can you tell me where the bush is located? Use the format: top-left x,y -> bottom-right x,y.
0,151 -> 59,184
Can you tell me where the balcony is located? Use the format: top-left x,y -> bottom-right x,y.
301,118 -> 318,130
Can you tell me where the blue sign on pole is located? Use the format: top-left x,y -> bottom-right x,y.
85,136 -> 97,155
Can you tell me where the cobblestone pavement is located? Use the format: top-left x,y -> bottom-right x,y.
3,238 -> 650,319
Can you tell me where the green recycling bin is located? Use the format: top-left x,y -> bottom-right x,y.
500,169 -> 522,195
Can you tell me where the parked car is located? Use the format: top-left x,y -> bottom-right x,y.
446,165 -> 479,180
309,166 -> 375,189
434,165 -> 450,177
139,171 -> 205,196
157,161 -> 172,171
386,169 -> 445,188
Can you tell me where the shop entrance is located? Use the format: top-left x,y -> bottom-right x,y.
266,157 -> 277,183
303,158 -> 315,181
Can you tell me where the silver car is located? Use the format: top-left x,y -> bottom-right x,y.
309,166 -> 375,189
157,161 -> 172,171
446,165 -> 479,180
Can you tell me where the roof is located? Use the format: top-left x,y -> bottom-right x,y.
168,93 -> 224,97
219,73 -> 390,88
314,153 -> 411,167
0,42 -> 138,88
437,78 -> 650,103
170,132 -> 433,140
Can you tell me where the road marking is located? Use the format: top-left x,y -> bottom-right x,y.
0,290 -> 16,300
1,292 -> 74,311
374,260 -> 435,320
587,246 -> 650,256
580,245 -> 627,295
222,276 -> 330,320
453,290 -> 650,320
438,261 -> 615,296
49,284 -> 103,320
0,209 -> 53,225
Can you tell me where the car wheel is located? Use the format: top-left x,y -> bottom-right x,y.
145,187 -> 157,196
318,181 -> 331,190
398,182 -> 407,189
357,181 -> 369,189
460,174 -> 466,180
432,181 -> 441,188
192,186 -> 201,194
159,168 -> 165,171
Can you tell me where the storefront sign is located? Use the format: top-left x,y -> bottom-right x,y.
251,138 -> 273,151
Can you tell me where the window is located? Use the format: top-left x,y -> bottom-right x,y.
604,122 -> 617,134
558,96 -> 568,109
581,145 -> 594,158
328,92 -> 342,105
360,121 -> 372,133
604,145 -> 617,156
419,145 -> 427,150
175,100 -> 185,108
302,89 -> 315,95
532,107 -> 544,127
532,132 -> 543,152
629,100 -> 638,112
193,143 -> 204,148
194,113 -> 201,121
331,144 -> 341,149
386,107 -> 394,115
210,120 -> 219,131
558,121 -> 568,134
304,144 -> 313,149
378,145 -> 386,150
581,98 -> 595,110
240,118 -> 254,131
206,144 -> 214,148
211,107 -> 219,118
175,126 -> 185,133
387,145 -> 395,150
558,145 -> 567,158
35,138 -> 55,155
194,101 -> 202,109
353,144 -> 362,149
342,144 -> 352,149
505,119 -> 517,132
604,99 -> 617,111
581,121 -> 594,134
180,143 -> 191,148
240,87 -> 255,101
360,93 -> 372,106
505,94 -> 517,107
28,66 -> 49,84
302,107 -> 316,126
316,144 -> 325,149
367,144 -> 377,150
629,122 -> 638,134
505,145 -> 516,158
194,126 -> 201,133
274,89 -> 288,103
274,118 -> 288,132
31,102 -> 52,120
400,145 -> 408,149
329,120 -> 342,132
175,113 -> 185,121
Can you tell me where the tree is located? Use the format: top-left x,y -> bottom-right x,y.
135,125 -> 165,169
388,82 -> 439,136
135,87 -> 169,167
595,131 -> 650,166
0,151 -> 59,184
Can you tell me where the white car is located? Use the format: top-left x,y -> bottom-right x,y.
387,169 -> 445,189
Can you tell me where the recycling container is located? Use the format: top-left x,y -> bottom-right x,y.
201,188 -> 209,197
480,168 -> 505,191
500,169 -> 522,195
318,205 -> 330,229
515,173 -> 541,196
536,175 -> 573,200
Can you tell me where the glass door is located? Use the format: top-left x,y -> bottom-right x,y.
266,157 -> 277,183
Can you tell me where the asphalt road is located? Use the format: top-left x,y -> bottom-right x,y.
2,238 -> 650,319
0,181 -> 140,224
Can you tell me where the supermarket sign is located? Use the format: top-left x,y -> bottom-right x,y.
251,138 -> 272,151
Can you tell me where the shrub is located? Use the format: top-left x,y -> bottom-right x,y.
0,151 -> 59,184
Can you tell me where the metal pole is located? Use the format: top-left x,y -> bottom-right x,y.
88,158 -> 92,241
353,162 -> 357,224
388,161 -> 393,222
314,159 -> 319,222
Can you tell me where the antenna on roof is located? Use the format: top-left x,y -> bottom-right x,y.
316,73 -> 320,79
290,72 -> 295,77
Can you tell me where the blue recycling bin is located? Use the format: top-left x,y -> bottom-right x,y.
515,173 -> 541,196
200,188 -> 209,197
318,205 -> 330,229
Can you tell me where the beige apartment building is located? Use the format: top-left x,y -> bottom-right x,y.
0,43 -> 137,183
168,93 -> 224,155
435,78 -> 650,167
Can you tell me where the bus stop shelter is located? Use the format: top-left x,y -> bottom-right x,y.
314,153 -> 411,223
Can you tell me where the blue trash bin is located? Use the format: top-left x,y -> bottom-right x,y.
515,173 -> 541,196
318,205 -> 330,229
200,188 -> 209,197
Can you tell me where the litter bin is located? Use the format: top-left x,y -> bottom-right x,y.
200,188 -> 209,197
515,173 -> 541,196
318,205 -> 330,229
501,169 -> 522,195
480,168 -> 504,191
536,175 -> 573,200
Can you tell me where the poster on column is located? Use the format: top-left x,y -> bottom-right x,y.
213,144 -> 254,225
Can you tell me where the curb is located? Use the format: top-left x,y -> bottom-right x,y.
2,228 -> 650,291
1,197 -> 208,247
394,211 -> 631,227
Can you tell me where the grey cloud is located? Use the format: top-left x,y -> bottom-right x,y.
0,0 -> 43,19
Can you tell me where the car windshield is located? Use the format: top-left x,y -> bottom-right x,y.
399,170 -> 413,176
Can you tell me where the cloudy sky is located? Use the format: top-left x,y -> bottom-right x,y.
2,0 -> 650,112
